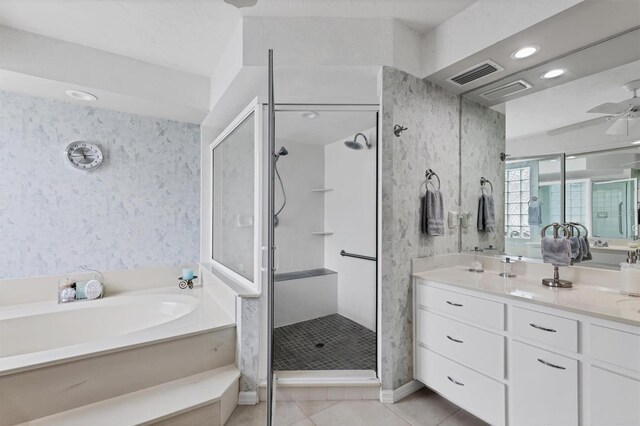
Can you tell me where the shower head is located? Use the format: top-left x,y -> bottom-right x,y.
275,146 -> 288,161
344,133 -> 371,150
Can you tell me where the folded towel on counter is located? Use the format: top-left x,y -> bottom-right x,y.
541,236 -> 572,266
527,204 -> 542,225
569,236 -> 583,262
581,236 -> 592,261
421,189 -> 444,236
477,194 -> 496,232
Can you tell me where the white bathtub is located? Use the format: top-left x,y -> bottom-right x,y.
0,286 -> 234,375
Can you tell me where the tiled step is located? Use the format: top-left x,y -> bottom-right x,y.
20,365 -> 240,426
2,328 -> 236,424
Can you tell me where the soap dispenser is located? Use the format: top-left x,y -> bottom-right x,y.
469,247 -> 484,273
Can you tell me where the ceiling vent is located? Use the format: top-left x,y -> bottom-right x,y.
480,80 -> 533,101
447,60 -> 504,86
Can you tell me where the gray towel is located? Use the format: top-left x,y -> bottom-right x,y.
477,194 -> 495,233
528,204 -> 542,225
422,189 -> 444,236
541,236 -> 572,266
581,236 -> 592,261
569,236 -> 583,262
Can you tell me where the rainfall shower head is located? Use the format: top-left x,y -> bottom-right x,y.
275,146 -> 288,161
344,133 -> 371,150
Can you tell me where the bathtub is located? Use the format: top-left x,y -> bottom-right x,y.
0,286 -> 235,375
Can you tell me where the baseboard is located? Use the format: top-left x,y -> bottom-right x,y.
237,391 -> 259,405
380,380 -> 424,404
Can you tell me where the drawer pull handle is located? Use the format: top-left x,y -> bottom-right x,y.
446,301 -> 463,307
447,376 -> 465,386
537,358 -> 566,370
446,335 -> 463,343
530,323 -> 557,333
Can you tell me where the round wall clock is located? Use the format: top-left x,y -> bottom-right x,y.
65,141 -> 104,171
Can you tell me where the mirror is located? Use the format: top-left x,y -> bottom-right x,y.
461,27 -> 640,269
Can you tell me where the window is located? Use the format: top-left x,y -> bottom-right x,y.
210,100 -> 262,292
505,167 -> 531,239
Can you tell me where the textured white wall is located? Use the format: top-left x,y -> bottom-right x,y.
0,91 -> 200,279
324,128 -> 377,331
273,141 -> 325,273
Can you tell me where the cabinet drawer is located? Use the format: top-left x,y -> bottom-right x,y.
512,306 -> 578,352
590,324 -> 640,372
417,309 -> 504,378
416,346 -> 505,425
590,366 -> 640,425
511,341 -> 578,426
415,283 -> 504,330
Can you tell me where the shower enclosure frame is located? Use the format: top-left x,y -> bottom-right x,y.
265,102 -> 382,385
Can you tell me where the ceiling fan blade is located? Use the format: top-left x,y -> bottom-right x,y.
588,98 -> 640,114
224,0 -> 258,8
547,116 -> 613,136
605,117 -> 629,135
588,102 -> 629,114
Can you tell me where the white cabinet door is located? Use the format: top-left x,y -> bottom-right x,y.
511,341 -> 579,426
590,366 -> 640,425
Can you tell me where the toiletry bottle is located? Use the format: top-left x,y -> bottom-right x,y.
620,251 -> 640,297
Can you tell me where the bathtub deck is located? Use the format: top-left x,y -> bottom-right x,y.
273,314 -> 376,371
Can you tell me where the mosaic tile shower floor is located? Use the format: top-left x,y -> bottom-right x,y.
273,314 -> 376,371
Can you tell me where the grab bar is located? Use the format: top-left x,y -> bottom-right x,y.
340,250 -> 376,262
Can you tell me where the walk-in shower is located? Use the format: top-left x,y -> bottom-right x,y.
344,132 -> 371,150
274,146 -> 288,227
272,107 -> 378,373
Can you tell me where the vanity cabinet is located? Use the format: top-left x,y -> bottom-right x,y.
511,341 -> 578,426
413,279 -> 640,426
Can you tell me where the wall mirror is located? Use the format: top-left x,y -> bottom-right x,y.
461,27 -> 640,269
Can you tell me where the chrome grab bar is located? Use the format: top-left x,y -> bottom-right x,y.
340,250 -> 376,262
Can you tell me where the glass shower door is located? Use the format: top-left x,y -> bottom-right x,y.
592,179 -> 637,239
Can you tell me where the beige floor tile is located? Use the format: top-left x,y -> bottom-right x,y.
226,402 -> 308,426
296,400 -> 339,416
310,401 -> 410,426
226,403 -> 266,426
290,418 -> 315,426
385,389 -> 460,426
438,409 -> 488,426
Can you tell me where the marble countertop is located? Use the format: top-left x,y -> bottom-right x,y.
414,266 -> 640,326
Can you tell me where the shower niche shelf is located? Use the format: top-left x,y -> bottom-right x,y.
311,188 -> 333,192
311,231 -> 334,235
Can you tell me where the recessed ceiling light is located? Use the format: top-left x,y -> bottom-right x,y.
567,155 -> 576,159
65,89 -> 97,101
511,46 -> 539,59
301,111 -> 319,119
541,69 -> 565,79
632,140 -> 640,145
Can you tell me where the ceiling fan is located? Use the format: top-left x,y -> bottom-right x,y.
224,0 -> 258,8
547,79 -> 640,136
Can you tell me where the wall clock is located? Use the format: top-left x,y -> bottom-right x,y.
65,141 -> 103,171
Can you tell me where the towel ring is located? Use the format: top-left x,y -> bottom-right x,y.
563,222 -> 581,237
568,222 -> 588,238
540,223 -> 569,239
528,196 -> 539,206
480,177 -> 493,195
425,169 -> 441,191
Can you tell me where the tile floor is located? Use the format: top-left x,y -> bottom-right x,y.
273,314 -> 376,371
226,388 -> 488,426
